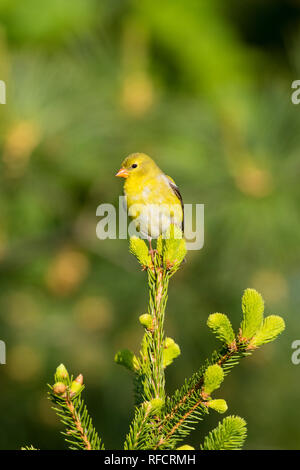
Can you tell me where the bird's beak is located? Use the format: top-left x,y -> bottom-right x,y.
115,167 -> 129,178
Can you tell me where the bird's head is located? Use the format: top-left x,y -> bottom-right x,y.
116,153 -> 160,179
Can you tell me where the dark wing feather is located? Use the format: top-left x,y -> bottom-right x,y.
167,179 -> 184,232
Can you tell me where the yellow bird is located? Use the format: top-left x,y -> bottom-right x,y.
116,153 -> 183,251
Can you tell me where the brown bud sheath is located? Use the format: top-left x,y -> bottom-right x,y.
74,374 -> 83,385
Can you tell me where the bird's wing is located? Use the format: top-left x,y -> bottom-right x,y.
165,175 -> 184,231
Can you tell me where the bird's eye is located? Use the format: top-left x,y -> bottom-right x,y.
131,163 -> 138,168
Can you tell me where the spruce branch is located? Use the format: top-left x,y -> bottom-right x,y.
122,228 -> 185,449
124,400 -> 157,450
120,230 -> 285,450
200,416 -> 247,450
48,364 -> 104,450
42,225 -> 285,451
144,258 -> 168,402
149,288 -> 285,450
123,260 -> 169,448
150,345 -> 248,449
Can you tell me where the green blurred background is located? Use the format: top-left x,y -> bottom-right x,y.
0,0 -> 300,450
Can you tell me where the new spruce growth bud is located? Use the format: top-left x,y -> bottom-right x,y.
207,399 -> 228,414
114,349 -> 140,372
70,374 -> 84,396
203,365 -> 224,395
55,363 -> 69,381
139,313 -> 153,330
53,382 -> 67,395
177,445 -> 195,450
162,225 -> 186,270
163,337 -> 181,368
240,288 -> 264,340
207,313 -> 235,346
129,237 -> 152,268
249,315 -> 285,348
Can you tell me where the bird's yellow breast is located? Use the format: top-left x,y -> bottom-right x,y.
123,173 -> 183,238
124,173 -> 180,208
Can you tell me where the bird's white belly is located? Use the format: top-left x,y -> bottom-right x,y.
130,204 -> 180,238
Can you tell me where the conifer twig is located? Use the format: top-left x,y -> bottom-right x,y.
123,230 -> 186,449
144,257 -> 169,402
48,365 -> 104,450
63,393 -> 92,450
